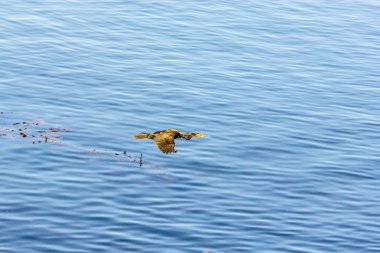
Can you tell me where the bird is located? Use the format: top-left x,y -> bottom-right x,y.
134,129 -> 206,154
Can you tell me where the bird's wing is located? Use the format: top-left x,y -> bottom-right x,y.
154,135 -> 176,154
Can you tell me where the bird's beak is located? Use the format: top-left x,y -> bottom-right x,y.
195,133 -> 207,138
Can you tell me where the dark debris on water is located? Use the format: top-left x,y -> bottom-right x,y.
1,118 -> 144,167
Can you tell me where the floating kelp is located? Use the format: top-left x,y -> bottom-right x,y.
48,128 -> 71,133
13,121 -> 40,126
1,116 -> 146,167
0,119 -> 64,144
88,149 -> 143,167
0,113 -> 173,183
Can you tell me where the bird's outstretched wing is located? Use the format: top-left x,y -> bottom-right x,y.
153,135 -> 176,154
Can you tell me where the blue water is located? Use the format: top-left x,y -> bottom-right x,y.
1,1 -> 380,252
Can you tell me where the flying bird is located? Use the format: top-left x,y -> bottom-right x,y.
134,129 -> 206,154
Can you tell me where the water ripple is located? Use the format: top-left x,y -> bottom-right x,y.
1,0 -> 380,252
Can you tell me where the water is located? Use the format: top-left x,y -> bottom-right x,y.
1,1 -> 379,252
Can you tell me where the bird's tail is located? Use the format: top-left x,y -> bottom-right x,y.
134,133 -> 150,139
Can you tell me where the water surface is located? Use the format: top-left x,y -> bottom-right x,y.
1,1 -> 380,252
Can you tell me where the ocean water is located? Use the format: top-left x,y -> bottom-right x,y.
1,1 -> 379,252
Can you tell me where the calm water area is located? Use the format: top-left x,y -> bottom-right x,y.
1,1 -> 379,252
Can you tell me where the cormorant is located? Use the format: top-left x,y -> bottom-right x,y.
134,129 -> 206,154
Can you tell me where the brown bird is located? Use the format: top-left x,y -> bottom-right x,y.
134,129 -> 206,154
